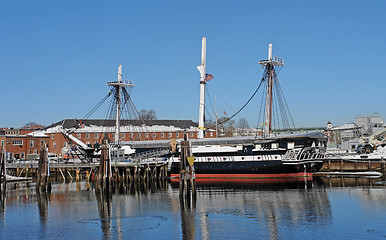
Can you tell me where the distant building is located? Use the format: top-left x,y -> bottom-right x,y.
0,125 -> 47,161
327,114 -> 385,151
354,115 -> 384,136
1,119 -> 216,160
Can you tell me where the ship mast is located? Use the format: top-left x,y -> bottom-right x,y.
258,43 -> 284,137
107,65 -> 134,146
197,37 -> 207,139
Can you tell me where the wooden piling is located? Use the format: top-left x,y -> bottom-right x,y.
179,134 -> 196,200
37,143 -> 50,192
76,170 -> 80,181
0,146 -> 6,194
59,168 -> 66,181
67,170 -> 73,180
98,139 -> 112,193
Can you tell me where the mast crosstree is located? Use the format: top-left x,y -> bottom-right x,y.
107,65 -> 135,146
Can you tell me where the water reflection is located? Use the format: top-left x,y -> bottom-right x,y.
0,176 -> 384,239
95,186 -> 112,239
319,176 -> 385,188
179,188 -> 197,240
36,190 -> 49,224
175,178 -> 332,240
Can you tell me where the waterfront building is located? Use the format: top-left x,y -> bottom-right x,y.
0,124 -> 47,160
327,114 -> 385,152
1,119 -> 216,161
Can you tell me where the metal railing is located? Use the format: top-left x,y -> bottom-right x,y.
282,147 -> 326,164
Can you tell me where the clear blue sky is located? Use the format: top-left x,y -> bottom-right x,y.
1,0 -> 385,129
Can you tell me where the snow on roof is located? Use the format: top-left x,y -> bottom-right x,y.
26,131 -> 49,137
31,119 -> 199,135
330,123 -> 358,131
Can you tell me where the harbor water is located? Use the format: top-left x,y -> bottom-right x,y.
0,177 -> 385,240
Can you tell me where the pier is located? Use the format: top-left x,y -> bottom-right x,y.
4,161 -> 167,184
320,157 -> 385,174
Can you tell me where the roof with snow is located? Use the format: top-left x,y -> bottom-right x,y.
330,123 -> 358,131
48,119 -> 198,129
36,119 -> 201,134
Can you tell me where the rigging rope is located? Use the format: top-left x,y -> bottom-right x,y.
66,91 -> 113,135
217,79 -> 264,126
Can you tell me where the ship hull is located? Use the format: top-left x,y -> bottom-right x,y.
170,160 -> 323,181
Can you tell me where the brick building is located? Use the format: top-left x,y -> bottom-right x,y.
1,119 -> 216,160
0,125 -> 48,160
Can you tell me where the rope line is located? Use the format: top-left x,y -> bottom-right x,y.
217,79 -> 264,126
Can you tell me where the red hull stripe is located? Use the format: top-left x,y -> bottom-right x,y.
170,173 -> 313,183
171,173 -> 312,178
170,178 -> 313,184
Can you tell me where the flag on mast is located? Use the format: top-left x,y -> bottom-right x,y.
205,73 -> 214,82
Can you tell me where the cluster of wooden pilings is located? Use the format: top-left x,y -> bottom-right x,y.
95,143 -> 168,195
0,147 -> 6,198
36,143 -> 51,193
179,135 -> 196,207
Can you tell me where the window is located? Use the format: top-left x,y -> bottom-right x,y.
130,133 -> 133,138
190,132 -> 194,137
86,133 -> 90,138
20,152 -> 25,159
52,134 -> 54,139
30,140 -> 34,147
137,133 -> 141,138
153,133 -> 156,138
64,142 -> 67,148
1,140 -> 4,146
121,133 -> 125,138
169,133 -> 172,138
33,150 -> 38,154
210,132 -> 213,137
95,133 -> 98,139
12,140 -> 23,145
161,133 -> 164,138
176,132 -> 179,137
77,133 -> 81,138
53,142 -> 56,148
145,133 -> 149,138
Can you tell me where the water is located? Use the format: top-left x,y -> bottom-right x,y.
0,178 -> 385,240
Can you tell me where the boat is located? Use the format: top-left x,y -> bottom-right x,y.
168,38 -> 328,181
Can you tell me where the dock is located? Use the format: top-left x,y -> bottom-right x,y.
3,161 -> 168,183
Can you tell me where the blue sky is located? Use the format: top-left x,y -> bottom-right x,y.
1,0 -> 385,129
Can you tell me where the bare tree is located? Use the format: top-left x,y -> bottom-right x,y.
205,119 -> 216,130
217,117 -> 236,137
23,122 -> 43,129
237,118 -> 249,136
139,109 -> 157,120
237,118 -> 249,129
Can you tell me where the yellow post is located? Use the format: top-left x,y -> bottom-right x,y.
76,170 -> 80,182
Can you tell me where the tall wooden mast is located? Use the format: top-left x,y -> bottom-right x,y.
258,43 -> 284,137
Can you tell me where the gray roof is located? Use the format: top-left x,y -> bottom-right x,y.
45,119 -> 198,130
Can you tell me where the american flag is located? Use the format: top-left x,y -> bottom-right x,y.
205,73 -> 214,82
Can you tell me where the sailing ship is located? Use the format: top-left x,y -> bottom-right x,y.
168,38 -> 327,180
